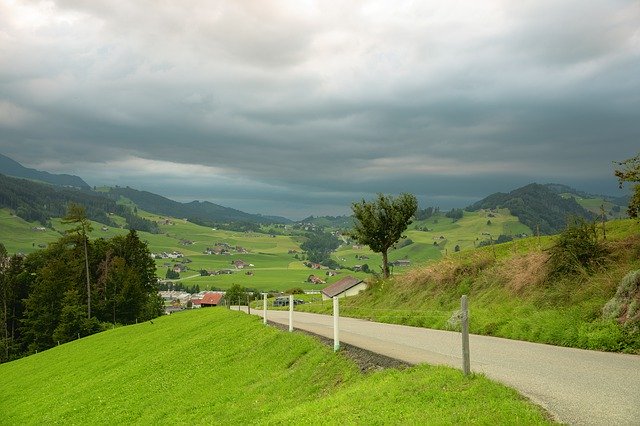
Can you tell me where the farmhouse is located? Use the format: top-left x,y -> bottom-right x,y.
391,259 -> 411,267
321,276 -> 367,301
200,292 -> 225,307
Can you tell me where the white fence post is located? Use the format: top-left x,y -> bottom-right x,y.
333,296 -> 340,352
289,294 -> 294,332
461,295 -> 471,376
263,293 -> 267,325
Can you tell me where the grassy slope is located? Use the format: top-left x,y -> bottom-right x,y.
0,308 -> 551,425
300,219 -> 640,353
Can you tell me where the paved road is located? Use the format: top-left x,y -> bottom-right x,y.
248,308 -> 640,425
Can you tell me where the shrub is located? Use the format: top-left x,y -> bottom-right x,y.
285,287 -> 305,295
603,270 -> 640,331
547,217 -> 608,277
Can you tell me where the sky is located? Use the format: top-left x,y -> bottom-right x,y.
0,0 -> 638,220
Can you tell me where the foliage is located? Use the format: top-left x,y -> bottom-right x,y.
415,206 -> 438,220
614,152 -> 640,218
603,270 -> 640,331
547,217 -> 609,277
225,283 -> 248,305
165,268 -> 179,279
301,230 -> 340,263
445,208 -> 464,220
351,193 -> 418,278
285,287 -> 305,295
0,226 -> 161,362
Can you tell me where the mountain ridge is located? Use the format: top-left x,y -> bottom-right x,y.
0,153 -> 90,189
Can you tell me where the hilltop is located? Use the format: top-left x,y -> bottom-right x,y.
0,308 -> 551,424
466,183 -> 598,234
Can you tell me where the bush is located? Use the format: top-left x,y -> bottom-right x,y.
603,270 -> 640,331
285,287 -> 305,295
547,217 -> 608,277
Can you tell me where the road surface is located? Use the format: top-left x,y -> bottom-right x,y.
247,308 -> 640,425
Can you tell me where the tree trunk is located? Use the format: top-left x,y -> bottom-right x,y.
382,250 -> 389,279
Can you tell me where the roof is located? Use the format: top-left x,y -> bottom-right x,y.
322,276 -> 365,298
201,292 -> 224,305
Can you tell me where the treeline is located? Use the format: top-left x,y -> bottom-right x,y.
0,230 -> 163,363
0,174 -> 159,233
466,183 -> 596,235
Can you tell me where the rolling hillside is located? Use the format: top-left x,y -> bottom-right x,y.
466,183 -> 597,234
0,308 -> 552,424
105,186 -> 291,225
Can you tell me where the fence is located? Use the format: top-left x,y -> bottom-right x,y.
254,294 -> 472,375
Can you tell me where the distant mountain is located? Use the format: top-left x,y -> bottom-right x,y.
106,187 -> 292,225
0,173 -> 159,233
0,153 -> 90,189
466,183 -> 597,235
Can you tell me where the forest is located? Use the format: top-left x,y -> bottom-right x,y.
0,229 -> 163,363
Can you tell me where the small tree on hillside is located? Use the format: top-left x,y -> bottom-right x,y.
614,152 -> 640,218
350,193 -> 418,278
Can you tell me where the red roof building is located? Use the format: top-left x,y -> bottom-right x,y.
201,292 -> 225,307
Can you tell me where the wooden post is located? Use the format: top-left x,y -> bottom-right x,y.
289,294 -> 294,332
333,296 -> 340,352
263,293 -> 267,325
461,295 -> 471,376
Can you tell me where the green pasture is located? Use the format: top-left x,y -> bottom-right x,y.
0,308 -> 553,424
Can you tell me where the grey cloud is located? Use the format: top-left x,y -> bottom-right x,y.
1,1 -> 638,218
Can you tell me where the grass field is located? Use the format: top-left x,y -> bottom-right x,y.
0,308 -> 553,424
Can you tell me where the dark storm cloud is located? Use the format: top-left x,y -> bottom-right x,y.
0,0 -> 638,219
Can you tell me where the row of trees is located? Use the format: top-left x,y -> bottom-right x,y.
0,206 -> 162,363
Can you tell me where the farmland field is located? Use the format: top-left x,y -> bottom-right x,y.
0,207 -> 531,292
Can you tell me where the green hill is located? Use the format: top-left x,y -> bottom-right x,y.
466,183 -> 597,235
0,308 -> 552,424
0,173 -> 159,233
105,186 -> 292,226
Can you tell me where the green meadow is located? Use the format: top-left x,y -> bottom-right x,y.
0,207 -> 535,292
0,308 -> 553,425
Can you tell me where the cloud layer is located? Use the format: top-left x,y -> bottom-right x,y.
1,0 -> 638,218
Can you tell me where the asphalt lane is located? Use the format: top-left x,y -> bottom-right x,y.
249,308 -> 640,425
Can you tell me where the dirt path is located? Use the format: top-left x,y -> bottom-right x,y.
250,308 -> 640,425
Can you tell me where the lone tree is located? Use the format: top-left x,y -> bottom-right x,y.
351,193 -> 418,278
615,152 -> 640,218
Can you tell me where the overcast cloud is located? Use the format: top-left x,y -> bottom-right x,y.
1,0 -> 638,219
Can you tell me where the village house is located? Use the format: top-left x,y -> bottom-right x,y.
321,276 -> 367,301
200,292 -> 225,307
391,259 -> 411,267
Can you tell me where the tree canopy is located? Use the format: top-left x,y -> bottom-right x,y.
351,193 -> 418,278
614,152 -> 640,218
